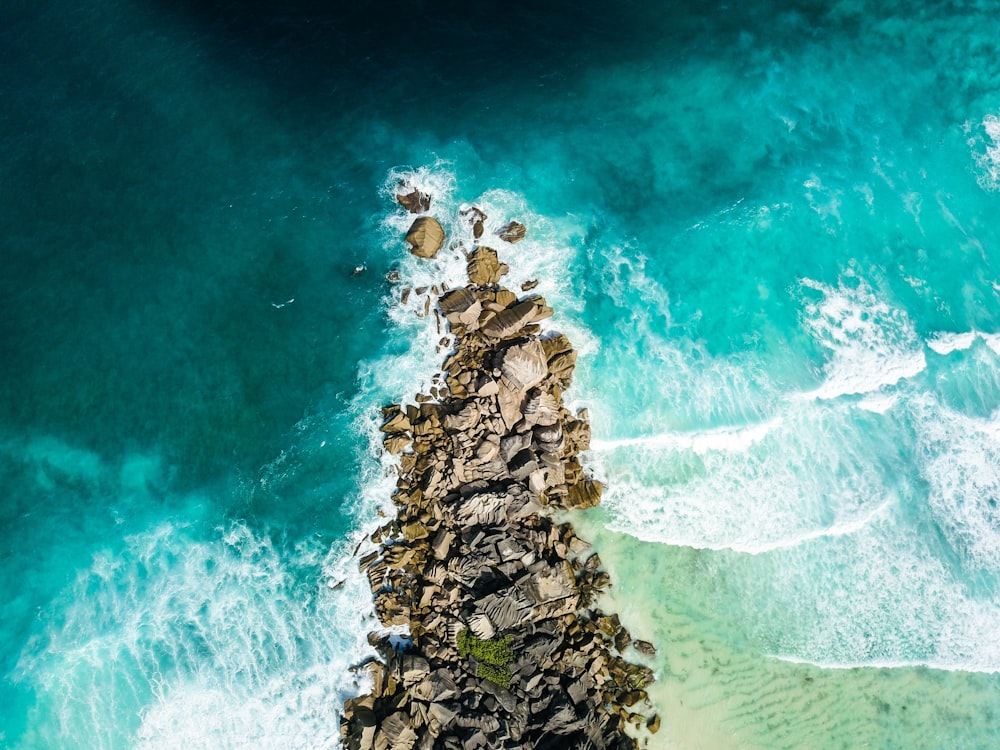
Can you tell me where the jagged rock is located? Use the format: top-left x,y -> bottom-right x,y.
520,560 -> 579,610
396,189 -> 432,215
467,247 -> 508,286
480,299 -> 538,339
566,479 -> 603,509
564,417 -> 592,453
406,217 -> 445,259
468,612 -> 495,640
633,640 -> 657,657
397,189 -> 431,214
498,339 -> 548,393
461,206 -> 488,239
378,712 -> 417,750
439,288 -> 483,330
428,701 -> 457,728
381,410 -> 412,433
474,375 -> 499,397
496,382 -> 524,431
401,655 -> 431,687
383,433 -> 412,454
455,490 -> 508,527
508,448 -> 538,481
498,220 -> 526,243
500,432 -> 532,462
522,388 -> 560,427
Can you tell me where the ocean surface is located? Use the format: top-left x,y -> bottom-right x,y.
2,0 -> 1000,747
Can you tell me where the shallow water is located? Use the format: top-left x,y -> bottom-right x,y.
2,0 -> 1000,747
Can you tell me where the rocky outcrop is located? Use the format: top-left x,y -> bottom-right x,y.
343,202 -> 659,750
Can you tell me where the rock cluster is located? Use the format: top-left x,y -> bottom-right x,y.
342,197 -> 658,750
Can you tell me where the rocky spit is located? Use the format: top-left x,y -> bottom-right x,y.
341,190 -> 659,750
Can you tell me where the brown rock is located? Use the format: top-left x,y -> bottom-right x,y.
439,288 -> 483,330
498,220 -> 526,243
633,640 -> 657,657
498,339 -> 548,393
381,411 -> 413,433
566,480 -> 603,509
397,189 -> 431,214
461,205 -> 488,239
383,433 -> 412,454
480,299 -> 537,339
405,217 -> 445,259
467,246 -> 509,286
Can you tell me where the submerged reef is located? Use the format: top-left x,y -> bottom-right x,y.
342,189 -> 659,750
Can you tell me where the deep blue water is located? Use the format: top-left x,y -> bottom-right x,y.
3,1 -> 1000,747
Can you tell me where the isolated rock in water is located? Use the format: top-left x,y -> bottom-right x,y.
396,188 -> 431,213
634,640 -> 657,657
461,205 -> 488,239
498,220 -> 526,243
405,217 -> 445,258
467,246 -> 509,286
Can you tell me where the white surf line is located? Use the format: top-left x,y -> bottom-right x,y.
926,329 -> 1000,356
615,496 -> 893,556
766,652 -> 1000,675
722,498 -> 893,555
591,418 -> 782,455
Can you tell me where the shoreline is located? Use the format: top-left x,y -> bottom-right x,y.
341,189 -> 660,749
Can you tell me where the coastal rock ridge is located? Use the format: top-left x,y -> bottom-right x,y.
342,191 -> 659,750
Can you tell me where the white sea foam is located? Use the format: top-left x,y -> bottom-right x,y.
796,273 -> 926,400
969,112 -> 1000,192
372,164 -> 598,409
979,332 -> 1000,356
743,521 -> 1000,673
911,394 -> 1000,571
927,330 -> 978,354
591,418 -> 781,456
855,392 -> 899,413
597,400 -> 898,554
15,522 -> 377,750
803,175 -> 843,228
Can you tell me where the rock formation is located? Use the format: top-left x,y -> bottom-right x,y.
342,200 -> 658,750
406,216 -> 446,259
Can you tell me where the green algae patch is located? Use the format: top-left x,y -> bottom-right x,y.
458,628 -> 515,687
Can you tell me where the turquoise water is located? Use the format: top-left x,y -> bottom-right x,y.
2,0 -> 1000,747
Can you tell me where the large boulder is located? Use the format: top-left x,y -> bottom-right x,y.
499,339 -> 548,393
405,217 -> 445,259
480,299 -> 537,339
467,246 -> 508,285
439,287 -> 483,329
